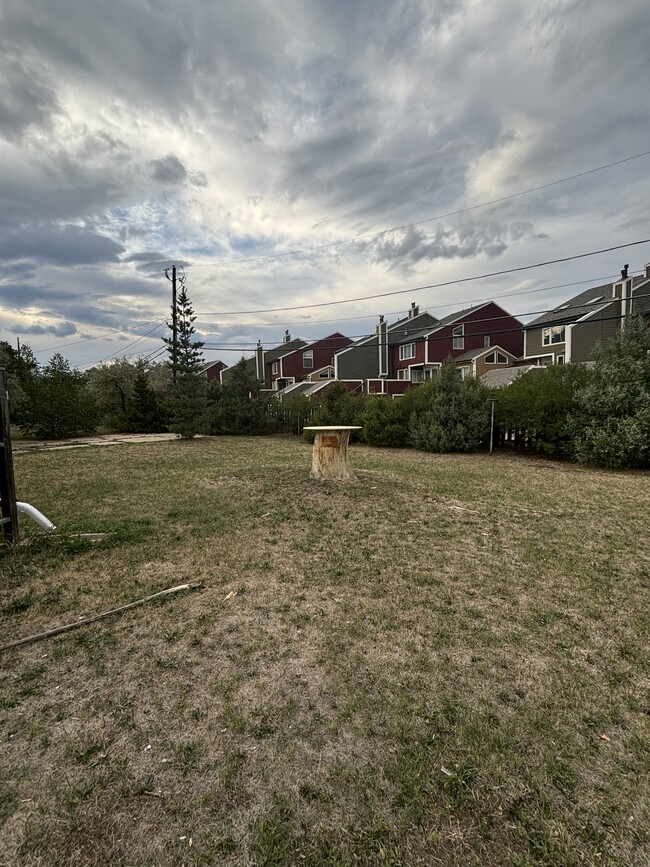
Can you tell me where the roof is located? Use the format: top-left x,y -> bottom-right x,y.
392,301 -> 519,345
264,338 -> 308,363
277,381 -> 330,398
525,276 -> 646,330
453,344 -> 516,362
480,365 -> 543,388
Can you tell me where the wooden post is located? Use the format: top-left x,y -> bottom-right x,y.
0,369 -> 19,546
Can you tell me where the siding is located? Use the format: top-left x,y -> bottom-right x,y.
427,303 -> 524,363
524,327 -> 564,361
570,302 -> 620,363
336,337 -> 380,380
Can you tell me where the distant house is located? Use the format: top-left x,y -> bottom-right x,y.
268,333 -> 352,391
522,264 -> 650,365
453,345 -> 518,380
220,331 -> 307,388
200,360 -> 228,382
262,331 -> 309,390
391,302 -> 524,383
334,303 -> 439,394
481,365 -> 542,389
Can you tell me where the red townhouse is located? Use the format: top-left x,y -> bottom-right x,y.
391,302 -> 524,382
269,332 -> 353,390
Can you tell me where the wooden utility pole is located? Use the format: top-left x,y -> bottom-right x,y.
0,369 -> 19,546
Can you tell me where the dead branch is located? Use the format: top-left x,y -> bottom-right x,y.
0,582 -> 203,653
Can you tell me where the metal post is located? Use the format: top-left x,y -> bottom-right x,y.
489,399 -> 496,455
0,369 -> 19,545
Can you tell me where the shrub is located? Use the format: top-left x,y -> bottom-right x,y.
572,314 -> 650,468
409,362 -> 490,453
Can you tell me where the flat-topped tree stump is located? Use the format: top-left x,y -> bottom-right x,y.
303,426 -> 362,481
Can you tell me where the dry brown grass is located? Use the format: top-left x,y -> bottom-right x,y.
1,437 -> 648,866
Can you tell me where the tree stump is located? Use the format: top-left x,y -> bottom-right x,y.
303,426 -> 361,480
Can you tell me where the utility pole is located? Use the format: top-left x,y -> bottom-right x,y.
165,266 -> 178,383
0,369 -> 19,546
489,399 -> 496,455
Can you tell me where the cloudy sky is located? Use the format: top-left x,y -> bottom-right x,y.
1,0 -> 650,368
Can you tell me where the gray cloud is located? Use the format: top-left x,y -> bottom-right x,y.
1,0 -> 650,367
371,221 -> 548,269
10,320 -> 77,337
150,154 -> 188,185
0,59 -> 60,142
0,225 -> 124,266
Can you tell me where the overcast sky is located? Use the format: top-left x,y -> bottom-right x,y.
1,0 -> 650,368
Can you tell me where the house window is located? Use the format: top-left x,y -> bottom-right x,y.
556,355 -> 565,365
452,324 -> 464,349
484,336 -> 490,348
303,350 -> 313,368
411,369 -> 424,383
486,351 -> 509,364
399,343 -> 415,360
319,369 -> 333,379
272,361 -> 279,375
458,365 -> 470,380
397,368 -> 410,380
542,325 -> 565,345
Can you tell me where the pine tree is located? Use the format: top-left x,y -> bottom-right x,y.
163,278 -> 204,377
162,277 -> 207,438
125,365 -> 164,433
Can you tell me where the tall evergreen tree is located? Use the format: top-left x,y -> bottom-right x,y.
125,365 -> 165,433
20,353 -> 98,439
162,279 -> 207,438
163,280 -> 204,377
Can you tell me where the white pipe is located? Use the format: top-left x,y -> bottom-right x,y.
17,502 -> 56,531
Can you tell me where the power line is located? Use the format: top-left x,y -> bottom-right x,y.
197,238 -> 650,317
200,290 -> 650,351
197,270 -> 627,326
187,149 -> 650,269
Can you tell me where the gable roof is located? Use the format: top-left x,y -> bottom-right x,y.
393,301 -> 521,345
264,338 -> 307,363
453,344 -> 517,362
275,332 -> 348,359
525,276 -> 648,330
524,283 -> 616,329
335,311 -> 438,354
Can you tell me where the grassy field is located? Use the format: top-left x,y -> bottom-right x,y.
1,437 -> 648,866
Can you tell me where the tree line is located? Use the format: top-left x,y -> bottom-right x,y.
1,300 -> 648,469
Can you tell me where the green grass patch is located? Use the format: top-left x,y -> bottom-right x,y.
0,438 -> 648,865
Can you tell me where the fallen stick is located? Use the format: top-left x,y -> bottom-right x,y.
0,582 -> 203,653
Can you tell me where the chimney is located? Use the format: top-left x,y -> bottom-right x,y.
255,340 -> 264,381
408,302 -> 419,319
645,262 -> 650,280
376,316 -> 388,377
283,329 -> 291,343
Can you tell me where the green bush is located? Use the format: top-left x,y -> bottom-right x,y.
409,362 -> 490,453
307,382 -> 365,441
572,315 -> 650,468
496,364 -> 590,458
361,396 -> 410,447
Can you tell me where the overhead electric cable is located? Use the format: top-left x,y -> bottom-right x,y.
187,149 -> 650,269
196,239 -> 650,316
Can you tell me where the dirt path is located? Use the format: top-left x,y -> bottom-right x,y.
12,433 -> 182,452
